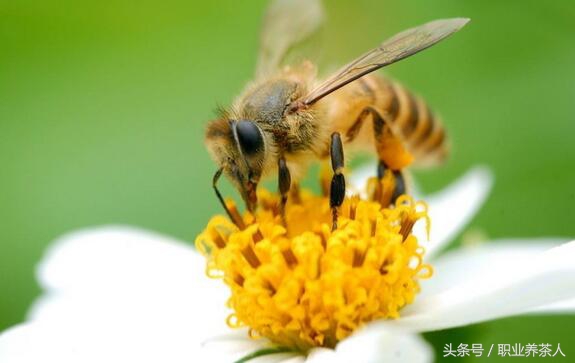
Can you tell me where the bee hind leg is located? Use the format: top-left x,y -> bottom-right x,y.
278,157 -> 291,225
372,110 -> 410,205
392,169 -> 406,203
377,161 -> 406,205
346,106 -> 410,206
329,132 -> 346,231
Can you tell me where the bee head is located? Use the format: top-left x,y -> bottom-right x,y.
205,118 -> 266,212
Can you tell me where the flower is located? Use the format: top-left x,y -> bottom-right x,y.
196,187 -> 432,351
1,167 -> 574,363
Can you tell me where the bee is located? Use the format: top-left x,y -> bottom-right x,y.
205,0 -> 468,229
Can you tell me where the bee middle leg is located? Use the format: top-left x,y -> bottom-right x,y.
290,181 -> 302,204
346,106 -> 408,205
278,157 -> 291,224
329,132 -> 346,231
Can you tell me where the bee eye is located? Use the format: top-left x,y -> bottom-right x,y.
235,120 -> 264,155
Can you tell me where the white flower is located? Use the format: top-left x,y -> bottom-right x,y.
1,167 -> 573,363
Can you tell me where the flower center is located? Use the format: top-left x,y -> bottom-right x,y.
196,177 -> 432,351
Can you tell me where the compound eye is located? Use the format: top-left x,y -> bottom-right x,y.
235,120 -> 264,155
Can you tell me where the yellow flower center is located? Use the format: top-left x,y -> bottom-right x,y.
195,177 -> 432,352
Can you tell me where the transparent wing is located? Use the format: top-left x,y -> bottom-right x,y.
300,18 -> 470,105
256,0 -> 324,77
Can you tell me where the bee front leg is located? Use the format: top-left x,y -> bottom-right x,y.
329,132 -> 346,231
278,157 -> 291,225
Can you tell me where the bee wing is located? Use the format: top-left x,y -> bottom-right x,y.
256,0 -> 324,77
299,18 -> 469,106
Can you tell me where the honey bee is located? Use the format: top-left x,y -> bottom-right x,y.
205,0 -> 468,228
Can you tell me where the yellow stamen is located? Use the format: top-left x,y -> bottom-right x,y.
195,177 -> 432,352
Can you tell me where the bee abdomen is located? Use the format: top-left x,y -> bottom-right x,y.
384,80 -> 448,166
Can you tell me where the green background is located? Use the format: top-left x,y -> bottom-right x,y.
1,0 -> 574,361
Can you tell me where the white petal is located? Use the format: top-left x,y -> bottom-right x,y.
306,327 -> 432,363
414,166 -> 493,260
202,331 -> 275,362
203,332 -> 303,363
383,240 -> 575,332
351,165 -> 493,260
0,321 -> 212,363
420,238 -> 568,298
252,353 -> 305,363
0,226 -> 236,363
37,226 -> 206,293
303,348 -> 338,363
202,322 -> 434,363
280,357 -> 306,363
534,298 -> 575,313
31,226 -> 231,335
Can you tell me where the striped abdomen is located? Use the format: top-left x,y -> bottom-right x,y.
328,74 -> 448,167
382,78 -> 447,166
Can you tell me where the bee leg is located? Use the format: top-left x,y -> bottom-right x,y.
345,107 -> 372,142
290,181 -> 302,204
212,168 -> 245,229
377,161 -> 406,204
278,157 -> 291,225
373,116 -> 407,205
345,107 -> 411,205
391,169 -> 406,203
329,132 -> 346,231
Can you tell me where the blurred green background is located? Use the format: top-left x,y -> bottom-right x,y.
1,0 -> 574,360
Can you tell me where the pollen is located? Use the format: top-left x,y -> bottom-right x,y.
195,177 -> 432,351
